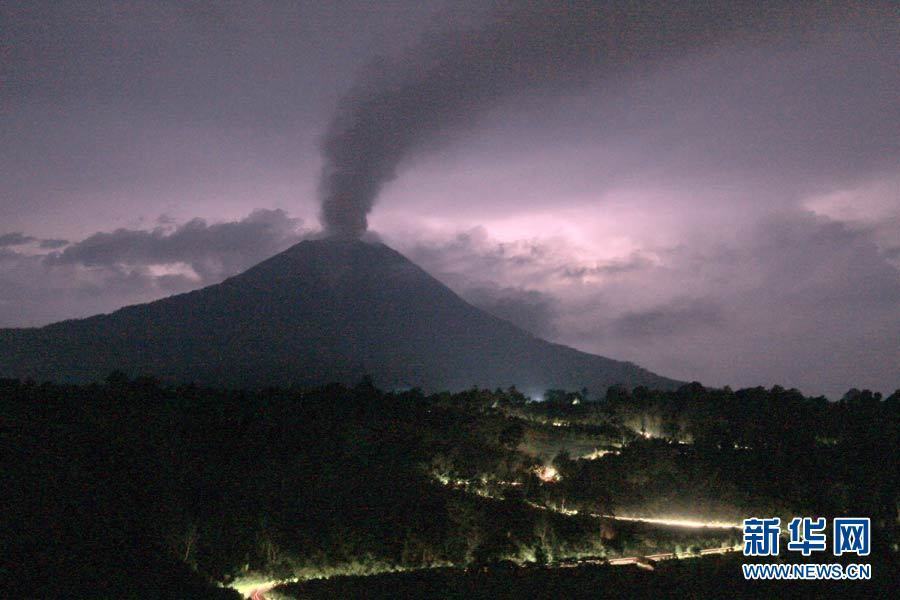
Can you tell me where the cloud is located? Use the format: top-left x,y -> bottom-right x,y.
459,285 -> 559,339
561,253 -> 655,280
48,209 -> 306,280
0,232 -> 70,250
0,232 -> 37,247
611,300 -> 724,338
391,209 -> 900,398
38,239 -> 69,249
0,210 -> 309,327
401,227 -> 656,294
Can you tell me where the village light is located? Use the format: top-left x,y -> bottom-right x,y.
535,465 -> 560,483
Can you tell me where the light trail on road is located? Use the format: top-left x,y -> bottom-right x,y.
591,514 -> 741,530
523,499 -> 741,530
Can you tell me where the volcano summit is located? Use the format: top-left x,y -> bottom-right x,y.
0,239 -> 678,393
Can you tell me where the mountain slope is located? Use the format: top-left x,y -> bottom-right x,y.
0,239 -> 679,393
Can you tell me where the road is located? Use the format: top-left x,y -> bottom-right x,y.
609,545 -> 739,565
241,546 -> 740,598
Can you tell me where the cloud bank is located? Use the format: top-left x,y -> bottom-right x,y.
395,208 -> 900,399
1,203 -> 896,397
0,210 -> 308,327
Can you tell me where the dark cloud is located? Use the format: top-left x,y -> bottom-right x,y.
749,214 -> 900,309
460,285 -> 558,339
0,232 -> 36,247
48,209 -> 307,280
0,232 -> 71,249
612,300 -> 724,339
38,239 -> 69,249
0,210 -> 309,327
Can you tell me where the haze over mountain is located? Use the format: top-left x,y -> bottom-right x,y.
0,239 -> 676,393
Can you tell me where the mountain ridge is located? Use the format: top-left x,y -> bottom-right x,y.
0,239 -> 680,394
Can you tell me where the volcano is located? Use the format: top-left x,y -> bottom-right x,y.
0,239 -> 679,393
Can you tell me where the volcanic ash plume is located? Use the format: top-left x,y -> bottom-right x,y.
317,1 -> 841,238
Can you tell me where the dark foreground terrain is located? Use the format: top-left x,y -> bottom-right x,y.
2,376 -> 897,597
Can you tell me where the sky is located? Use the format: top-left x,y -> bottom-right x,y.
1,1 -> 898,398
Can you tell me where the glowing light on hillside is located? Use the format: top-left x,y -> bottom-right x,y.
580,448 -> 620,460
535,465 -> 560,482
229,577 -> 297,599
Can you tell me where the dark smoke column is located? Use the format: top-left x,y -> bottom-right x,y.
317,1 -> 839,238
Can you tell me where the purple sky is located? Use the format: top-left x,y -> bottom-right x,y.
2,1 -> 898,397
